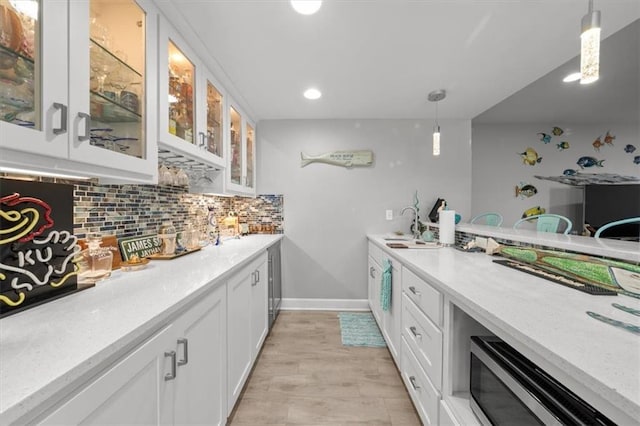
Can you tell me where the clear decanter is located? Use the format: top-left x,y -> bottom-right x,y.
77,234 -> 113,284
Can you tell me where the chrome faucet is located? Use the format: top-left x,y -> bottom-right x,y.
401,206 -> 420,240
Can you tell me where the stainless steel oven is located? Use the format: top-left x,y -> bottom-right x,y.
470,336 -> 614,426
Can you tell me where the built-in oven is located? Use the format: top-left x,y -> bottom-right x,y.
267,241 -> 281,329
469,336 -> 615,426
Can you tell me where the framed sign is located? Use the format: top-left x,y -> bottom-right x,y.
1,179 -> 80,317
118,234 -> 162,261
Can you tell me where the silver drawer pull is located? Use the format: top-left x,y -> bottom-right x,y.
78,112 -> 91,141
409,376 -> 421,390
409,286 -> 421,296
409,326 -> 422,339
164,351 -> 177,381
177,338 -> 189,366
52,102 -> 67,135
369,266 -> 376,278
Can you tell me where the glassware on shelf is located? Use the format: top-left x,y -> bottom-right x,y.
77,234 -> 114,284
229,106 -> 242,185
206,80 -> 222,156
167,40 -> 195,144
246,123 -> 254,188
180,221 -> 200,250
88,0 -> 145,159
158,163 -> 174,185
0,0 -> 39,129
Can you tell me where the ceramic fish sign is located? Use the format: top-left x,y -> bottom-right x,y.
603,131 -> 615,146
563,169 -> 578,176
522,206 -> 545,218
634,156 -> 640,165
624,144 -> 636,154
515,183 -> 538,198
537,132 -> 552,144
556,141 -> 570,151
592,136 -> 603,152
300,150 -> 374,168
519,148 -> 542,166
577,156 -> 605,169
551,126 -> 564,136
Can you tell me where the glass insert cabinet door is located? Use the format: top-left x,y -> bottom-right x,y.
206,80 -> 222,157
229,105 -> 242,186
0,0 -> 39,130
245,122 -> 254,188
167,40 -> 195,144
87,0 -> 146,159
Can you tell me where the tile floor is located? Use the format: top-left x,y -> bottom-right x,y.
228,311 -> 421,425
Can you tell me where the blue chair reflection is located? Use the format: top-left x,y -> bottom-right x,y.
594,217 -> 640,238
513,214 -> 572,235
470,213 -> 503,227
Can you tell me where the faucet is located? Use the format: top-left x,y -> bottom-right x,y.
401,206 -> 420,240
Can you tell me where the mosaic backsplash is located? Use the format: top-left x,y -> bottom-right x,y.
73,183 -> 283,239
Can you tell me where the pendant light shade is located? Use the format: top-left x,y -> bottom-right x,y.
428,90 -> 446,156
580,0 -> 601,84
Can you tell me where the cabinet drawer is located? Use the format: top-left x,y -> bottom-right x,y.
368,242 -> 401,271
402,294 -> 442,390
401,337 -> 440,426
402,266 -> 442,326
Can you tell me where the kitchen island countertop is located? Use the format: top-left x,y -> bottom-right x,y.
0,234 -> 283,424
369,234 -> 640,425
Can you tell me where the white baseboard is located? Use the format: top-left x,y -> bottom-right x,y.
280,298 -> 369,311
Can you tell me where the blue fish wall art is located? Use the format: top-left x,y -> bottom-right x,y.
577,156 -> 605,169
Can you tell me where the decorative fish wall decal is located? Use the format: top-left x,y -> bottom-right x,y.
300,150 -> 374,168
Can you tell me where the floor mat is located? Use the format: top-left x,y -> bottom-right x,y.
337,312 -> 386,347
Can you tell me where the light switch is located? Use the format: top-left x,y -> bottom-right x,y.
386,210 -> 393,220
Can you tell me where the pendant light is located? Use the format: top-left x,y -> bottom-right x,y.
580,0 -> 601,84
428,90 -> 446,156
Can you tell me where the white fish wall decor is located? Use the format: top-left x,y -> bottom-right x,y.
300,150 -> 374,168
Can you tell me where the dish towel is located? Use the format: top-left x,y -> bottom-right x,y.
381,258 -> 392,311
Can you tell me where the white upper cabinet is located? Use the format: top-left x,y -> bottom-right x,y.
0,0 -> 159,183
226,101 -> 256,196
158,16 -> 226,172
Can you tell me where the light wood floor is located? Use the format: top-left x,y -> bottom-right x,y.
228,311 -> 421,425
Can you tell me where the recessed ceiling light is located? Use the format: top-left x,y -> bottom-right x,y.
290,0 -> 322,15
303,88 -> 322,100
563,72 -> 582,83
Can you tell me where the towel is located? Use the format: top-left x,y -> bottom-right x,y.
380,258 -> 392,311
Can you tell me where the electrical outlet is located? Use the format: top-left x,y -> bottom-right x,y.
385,210 -> 393,220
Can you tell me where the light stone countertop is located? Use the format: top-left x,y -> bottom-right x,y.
424,222 -> 640,263
0,234 -> 283,425
368,234 -> 640,425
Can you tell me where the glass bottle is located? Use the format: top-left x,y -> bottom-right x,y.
77,234 -> 113,284
158,221 -> 177,255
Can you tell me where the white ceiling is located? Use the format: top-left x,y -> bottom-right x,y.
162,0 -> 640,122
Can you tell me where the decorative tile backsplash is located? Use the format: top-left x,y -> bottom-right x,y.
72,183 -> 283,239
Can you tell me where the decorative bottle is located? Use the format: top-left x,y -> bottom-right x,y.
77,234 -> 113,284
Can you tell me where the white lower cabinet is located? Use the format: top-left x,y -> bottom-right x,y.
172,284 -> 227,426
367,242 -> 402,363
39,283 -> 228,426
227,252 -> 268,414
39,325 -> 175,425
439,399 -> 461,426
401,337 -> 440,425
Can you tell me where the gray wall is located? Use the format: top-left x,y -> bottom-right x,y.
472,123 -> 639,228
257,119 -> 471,300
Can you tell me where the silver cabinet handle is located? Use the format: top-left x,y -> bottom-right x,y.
199,132 -> 206,149
177,338 -> 189,366
164,351 -> 177,381
409,286 -> 421,296
251,271 -> 256,286
256,270 -> 260,283
52,103 -> 67,135
409,326 -> 422,340
77,112 -> 91,141
369,266 -> 376,278
409,376 -> 421,390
